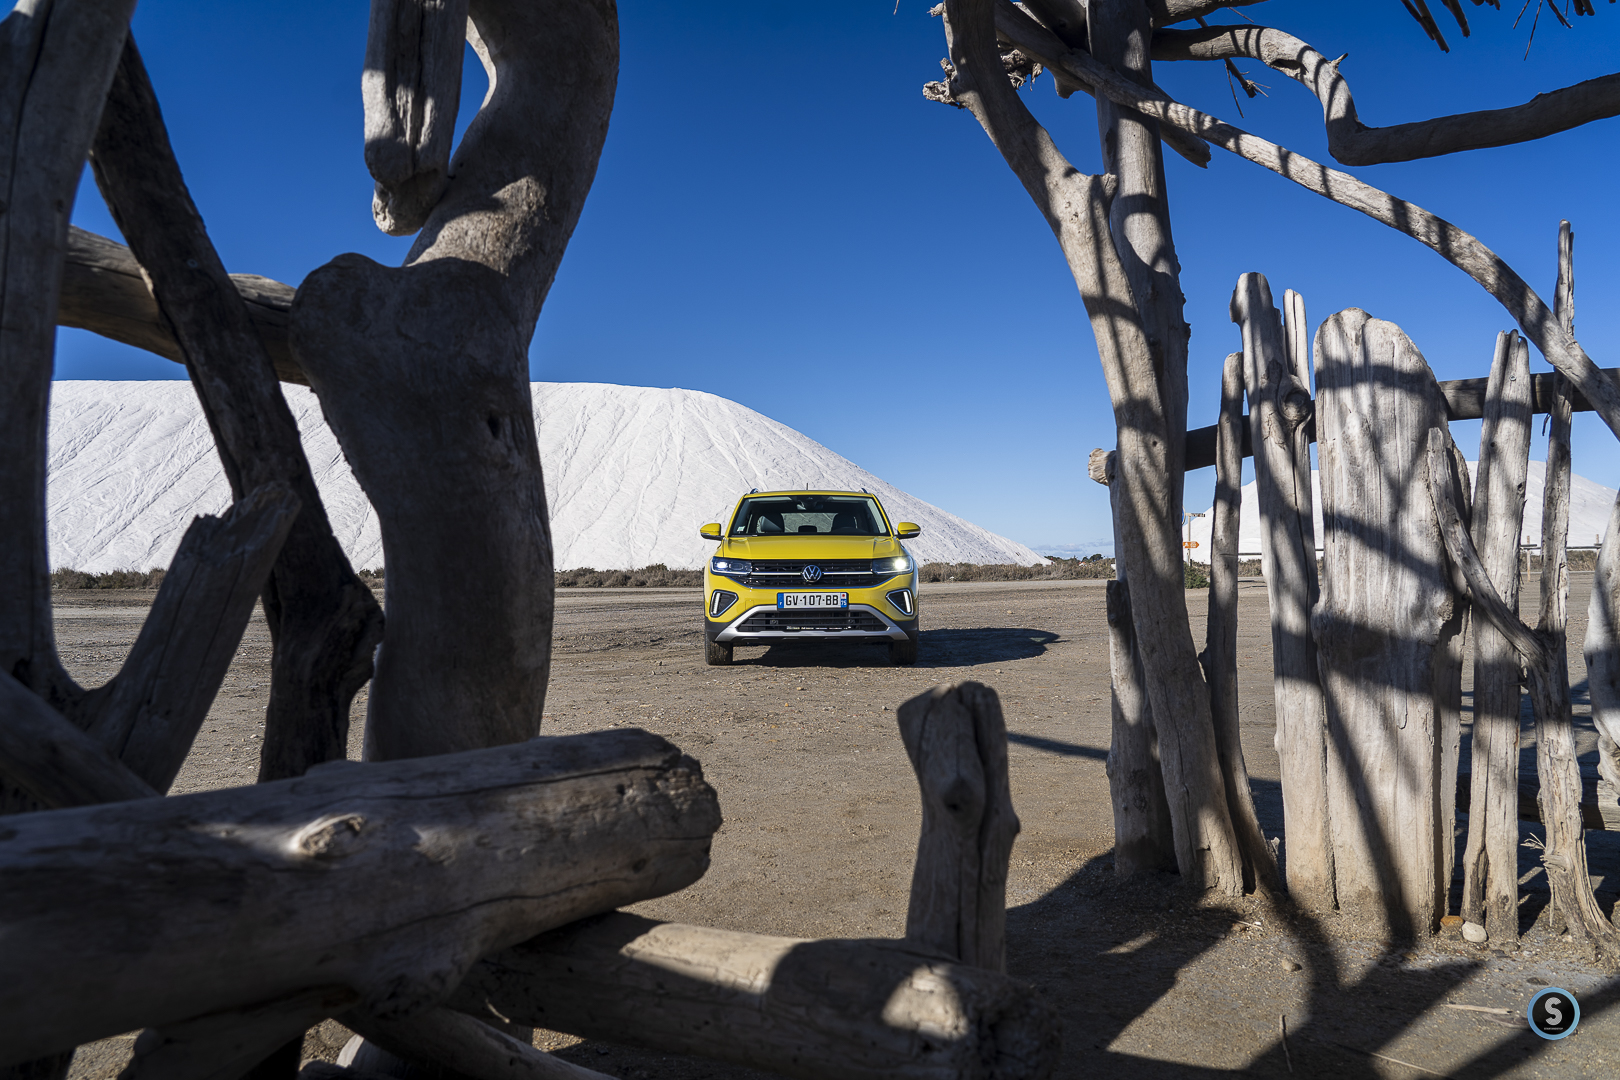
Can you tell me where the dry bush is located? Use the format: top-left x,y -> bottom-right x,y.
918,556 -> 1115,583
50,568 -> 166,590
555,564 -> 703,588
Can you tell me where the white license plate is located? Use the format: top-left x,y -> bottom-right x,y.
777,592 -> 848,609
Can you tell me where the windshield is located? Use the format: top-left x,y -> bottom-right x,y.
729,494 -> 888,537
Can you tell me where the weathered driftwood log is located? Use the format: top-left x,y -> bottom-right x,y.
86,482 -> 300,791
1232,273 -> 1332,908
363,0 -> 469,235
1201,348 -> 1278,893
290,0 -> 617,761
344,1007 -> 609,1080
0,730 -> 719,1065
89,38 -> 384,784
933,0 -> 1244,895
1090,449 -> 1175,877
58,226 -> 304,384
449,914 -> 1062,1080
1313,310 -> 1468,939
897,682 -> 1020,971
118,987 -> 360,1080
0,671 -> 156,809
1459,331 -> 1533,944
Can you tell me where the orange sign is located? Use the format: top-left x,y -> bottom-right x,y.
1183,540 -> 1199,549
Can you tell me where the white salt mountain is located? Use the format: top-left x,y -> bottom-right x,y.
1185,461 -> 1617,563
46,381 -> 1046,573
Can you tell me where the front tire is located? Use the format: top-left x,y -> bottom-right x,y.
705,638 -> 733,666
888,635 -> 918,666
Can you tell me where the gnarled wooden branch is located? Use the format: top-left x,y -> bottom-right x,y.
119,987 -> 360,1080
1150,24 -> 1620,166
0,0 -> 139,739
997,12 -> 1620,450
0,671 -> 156,810
85,481 -> 300,792
58,226 -> 304,385
897,682 -> 1019,971
449,913 -> 1062,1080
90,38 -> 385,784
364,0 -> 470,235
0,730 -> 720,1065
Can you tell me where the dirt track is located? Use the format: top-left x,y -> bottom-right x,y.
52,577 -> 1620,1078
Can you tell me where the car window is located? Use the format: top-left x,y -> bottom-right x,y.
729,495 -> 887,536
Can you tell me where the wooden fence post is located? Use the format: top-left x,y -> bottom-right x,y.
1202,350 -> 1280,893
1231,274 -> 1334,908
897,682 -> 1020,972
1313,310 -> 1468,939
1459,330 -> 1533,944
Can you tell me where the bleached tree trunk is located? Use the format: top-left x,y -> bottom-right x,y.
1586,491 -> 1620,828
1313,311 -> 1468,940
290,0 -> 618,762
1231,274 -> 1333,907
934,0 -> 1242,894
1459,330 -> 1533,944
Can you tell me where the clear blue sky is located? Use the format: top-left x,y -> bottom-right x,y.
57,2 -> 1620,557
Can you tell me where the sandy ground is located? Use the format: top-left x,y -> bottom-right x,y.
50,575 -> 1620,1079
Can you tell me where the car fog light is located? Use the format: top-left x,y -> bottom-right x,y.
710,590 -> 738,617
886,589 -> 914,617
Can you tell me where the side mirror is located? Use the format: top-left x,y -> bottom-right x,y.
699,523 -> 723,541
896,522 -> 921,539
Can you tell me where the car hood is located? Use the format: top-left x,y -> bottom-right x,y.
719,536 -> 907,561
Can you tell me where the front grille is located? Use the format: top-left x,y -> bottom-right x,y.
743,559 -> 876,589
736,609 -> 890,633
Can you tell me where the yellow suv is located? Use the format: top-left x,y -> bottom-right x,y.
700,490 -> 921,666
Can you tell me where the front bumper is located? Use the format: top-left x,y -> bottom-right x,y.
706,602 -> 915,643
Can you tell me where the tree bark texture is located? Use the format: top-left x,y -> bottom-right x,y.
89,38 -> 384,784
290,0 -> 618,762
449,914 -> 1062,1080
1312,311 -> 1468,940
1006,31 -> 1620,452
1202,348 -> 1279,893
117,987 -> 360,1080
1105,577 -> 1177,877
1586,491 -> 1620,828
1150,24 -> 1620,166
935,0 -> 1242,894
0,670 -> 156,810
898,682 -> 1020,971
1459,331 -> 1533,944
1231,274 -> 1332,907
58,226 -> 303,384
0,730 -> 719,1065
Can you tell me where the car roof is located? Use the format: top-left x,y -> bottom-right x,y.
739,490 -> 877,498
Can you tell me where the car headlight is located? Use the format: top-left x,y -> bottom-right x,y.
711,557 -> 752,575
872,555 -> 912,576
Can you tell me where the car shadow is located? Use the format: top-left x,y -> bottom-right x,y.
732,627 -> 1059,669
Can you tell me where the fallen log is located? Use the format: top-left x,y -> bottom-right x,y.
449,913 -> 1061,1080
0,730 -> 719,1066
344,1007 -> 610,1080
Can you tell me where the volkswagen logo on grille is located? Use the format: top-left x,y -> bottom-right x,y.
801,564 -> 824,583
